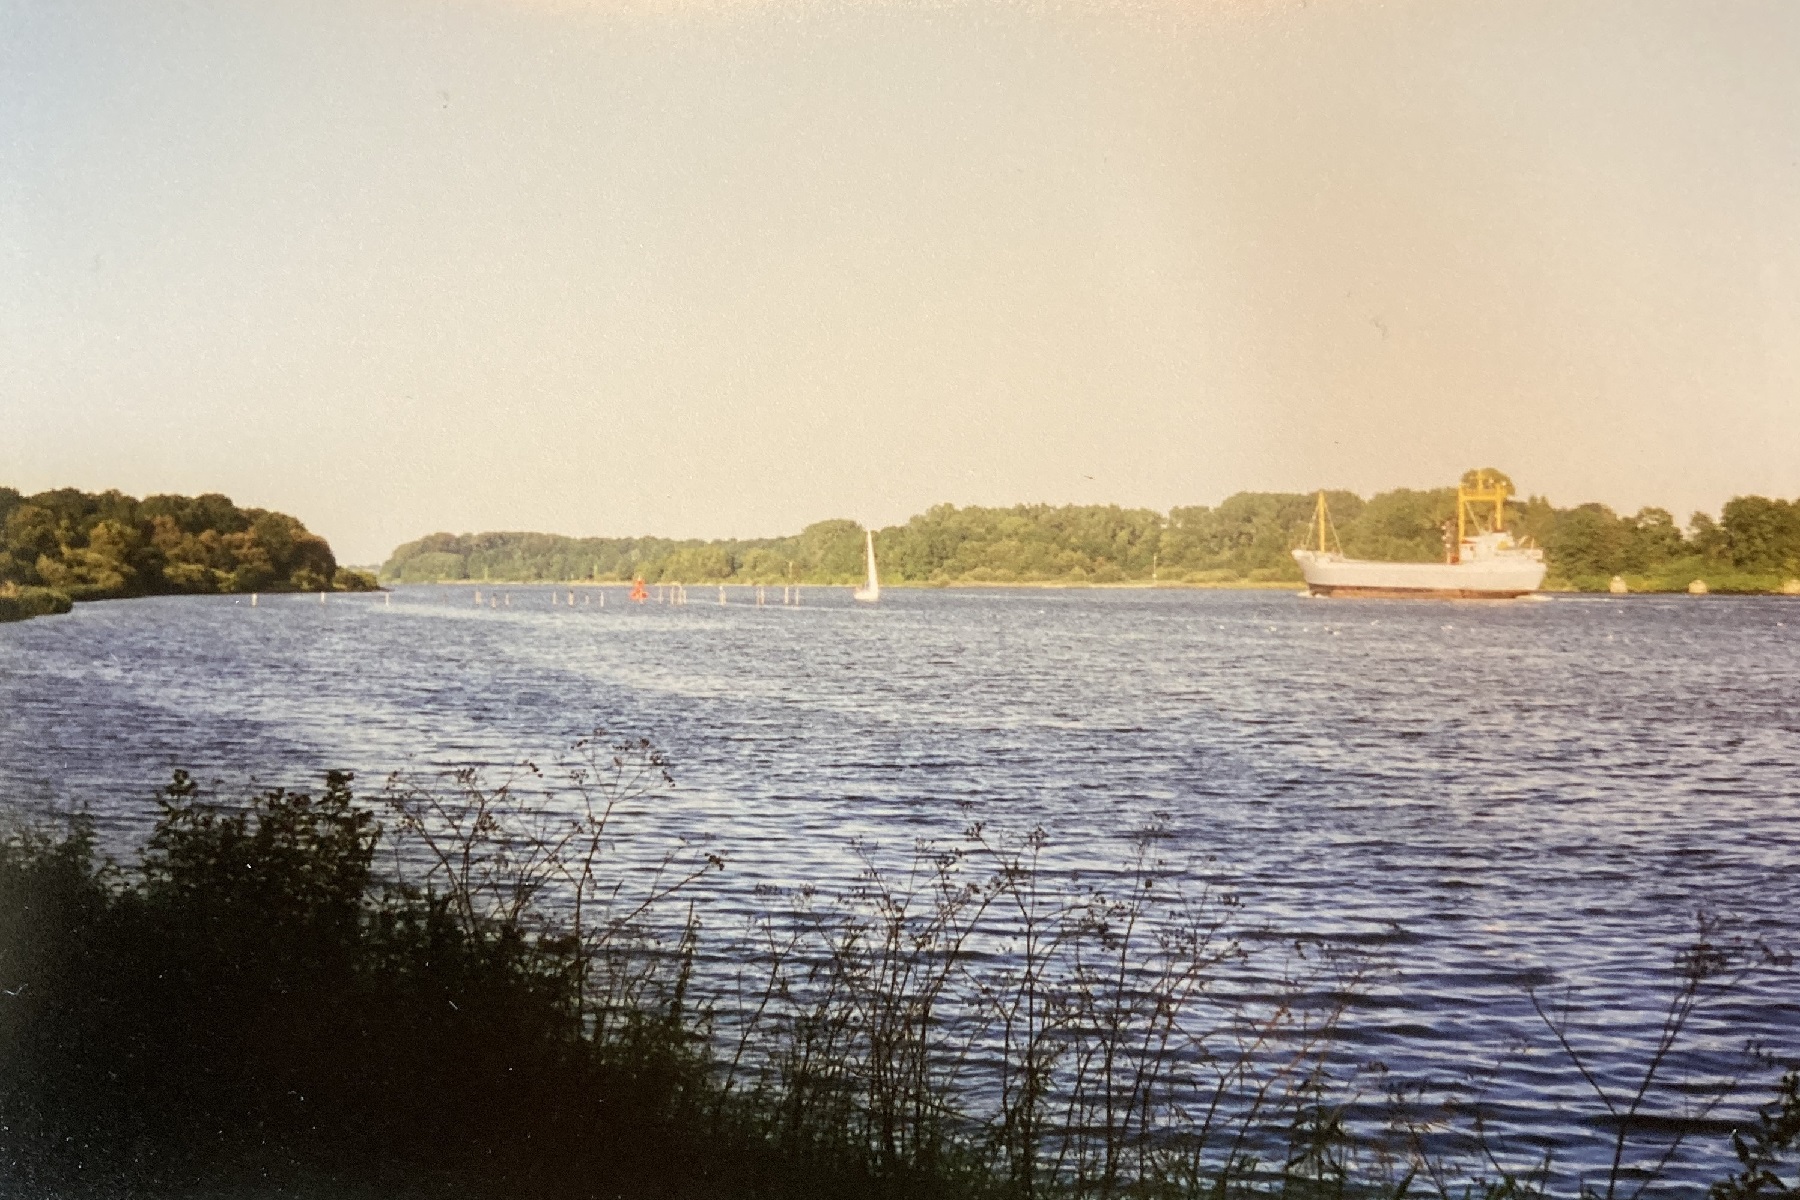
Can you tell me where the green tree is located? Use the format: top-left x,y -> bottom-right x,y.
1720,496 -> 1800,574
1547,503 -> 1632,580
1340,488 -> 1454,563
1460,466 -> 1516,491
1621,507 -> 1686,573
0,485 -> 351,601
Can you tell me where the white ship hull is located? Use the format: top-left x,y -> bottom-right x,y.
1292,549 -> 1546,599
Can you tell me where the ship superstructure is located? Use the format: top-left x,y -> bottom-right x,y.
1292,472 -> 1546,599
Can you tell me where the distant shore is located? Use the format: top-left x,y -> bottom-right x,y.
378,489 -> 1800,596
420,577 -> 1300,591
392,578 -> 1800,596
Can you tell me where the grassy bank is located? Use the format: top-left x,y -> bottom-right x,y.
1550,570 -> 1800,595
2,741 -> 1794,1198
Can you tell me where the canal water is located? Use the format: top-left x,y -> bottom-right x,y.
3,585 -> 1796,1191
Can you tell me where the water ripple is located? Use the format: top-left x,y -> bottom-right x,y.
2,586 -> 1796,1191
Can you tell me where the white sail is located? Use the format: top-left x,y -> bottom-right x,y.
853,530 -> 881,602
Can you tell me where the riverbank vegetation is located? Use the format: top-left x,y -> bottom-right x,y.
0,583 -> 74,623
377,476 -> 1800,594
3,739 -> 1792,1198
0,486 -> 376,621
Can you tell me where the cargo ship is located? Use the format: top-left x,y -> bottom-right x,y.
1292,472 -> 1546,599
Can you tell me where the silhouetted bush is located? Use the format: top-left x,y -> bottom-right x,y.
1,769 -> 799,1197
1713,1071 -> 1800,1200
0,742 -> 1791,1199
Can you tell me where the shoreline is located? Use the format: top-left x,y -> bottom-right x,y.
408,578 -> 1299,591
384,578 -> 1800,596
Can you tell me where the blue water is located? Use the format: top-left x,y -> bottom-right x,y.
3,585 -> 1797,1191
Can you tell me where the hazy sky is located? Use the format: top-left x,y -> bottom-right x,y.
4,0 -> 1797,564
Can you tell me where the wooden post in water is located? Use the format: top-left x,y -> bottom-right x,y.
251,593 -> 258,607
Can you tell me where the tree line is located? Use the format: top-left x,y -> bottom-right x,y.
0,487 -> 375,617
379,475 -> 1800,592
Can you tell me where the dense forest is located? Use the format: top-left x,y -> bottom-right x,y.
0,487 -> 375,620
379,474 -> 1800,593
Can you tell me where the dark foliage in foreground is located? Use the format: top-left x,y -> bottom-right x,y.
1713,1071 -> 1800,1200
1,750 -> 1793,1199
0,773 -> 943,1200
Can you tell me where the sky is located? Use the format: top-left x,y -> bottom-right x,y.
3,0 -> 1797,565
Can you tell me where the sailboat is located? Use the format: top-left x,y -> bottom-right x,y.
852,530 -> 881,603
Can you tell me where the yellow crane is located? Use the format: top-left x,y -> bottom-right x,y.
1456,470 -> 1512,546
